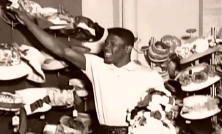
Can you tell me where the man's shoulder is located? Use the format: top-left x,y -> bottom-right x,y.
133,63 -> 153,72
133,63 -> 161,77
84,53 -> 109,69
85,53 -> 104,62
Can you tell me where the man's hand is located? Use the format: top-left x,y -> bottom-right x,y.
7,3 -> 31,25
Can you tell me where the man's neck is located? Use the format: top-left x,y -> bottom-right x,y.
114,58 -> 131,68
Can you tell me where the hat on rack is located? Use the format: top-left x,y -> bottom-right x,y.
188,118 -> 214,134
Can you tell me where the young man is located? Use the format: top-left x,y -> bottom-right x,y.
11,6 -> 171,134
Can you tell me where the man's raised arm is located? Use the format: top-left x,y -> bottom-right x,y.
11,6 -> 88,70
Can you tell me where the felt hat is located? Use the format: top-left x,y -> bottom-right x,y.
188,118 -> 214,134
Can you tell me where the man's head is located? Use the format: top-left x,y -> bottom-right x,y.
103,27 -> 135,66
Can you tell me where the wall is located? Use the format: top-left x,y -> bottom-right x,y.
82,0 -> 114,28
137,0 -> 200,40
202,0 -> 222,36
135,0 -> 200,65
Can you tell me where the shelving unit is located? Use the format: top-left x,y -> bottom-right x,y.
178,30 -> 221,124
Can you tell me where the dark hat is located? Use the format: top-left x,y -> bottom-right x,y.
188,118 -> 214,134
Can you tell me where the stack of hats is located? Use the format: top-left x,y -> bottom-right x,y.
147,41 -> 170,81
127,88 -> 176,134
148,41 -> 170,62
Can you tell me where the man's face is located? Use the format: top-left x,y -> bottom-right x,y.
103,34 -> 129,64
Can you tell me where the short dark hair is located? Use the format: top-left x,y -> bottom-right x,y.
107,27 -> 135,46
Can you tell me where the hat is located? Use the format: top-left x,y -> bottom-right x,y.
188,118 -> 214,134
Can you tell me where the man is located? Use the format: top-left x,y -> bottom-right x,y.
11,6 -> 171,134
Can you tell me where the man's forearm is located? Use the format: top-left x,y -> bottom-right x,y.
24,18 -> 69,57
23,18 -> 87,70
